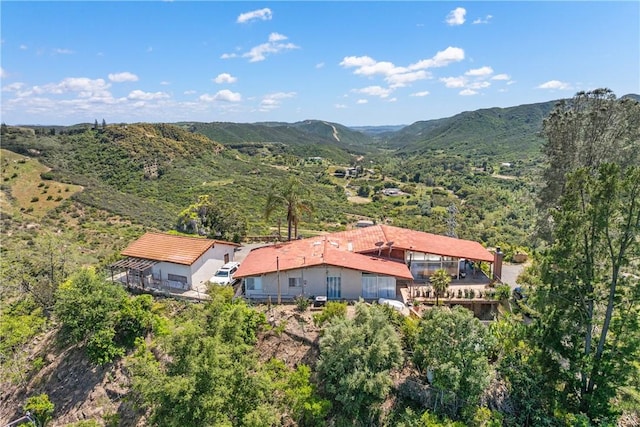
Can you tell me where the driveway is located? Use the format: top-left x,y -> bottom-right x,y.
501,262 -> 529,289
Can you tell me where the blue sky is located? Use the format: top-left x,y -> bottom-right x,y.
1,1 -> 638,126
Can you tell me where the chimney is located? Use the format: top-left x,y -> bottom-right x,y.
493,247 -> 504,281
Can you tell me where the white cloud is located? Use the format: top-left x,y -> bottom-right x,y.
492,73 -> 510,80
409,47 -> 465,70
446,7 -> 466,26
537,80 -> 571,90
460,88 -> 478,96
0,67 -> 6,79
387,70 -> 429,88
473,15 -> 493,24
237,8 -> 272,24
184,90 -> 197,95
353,85 -> 393,98
127,90 -> 169,101
340,56 -> 377,69
410,91 -> 430,97
200,89 -> 242,102
269,33 -> 287,42
465,66 -> 493,77
33,77 -> 111,98
19,44 -> 28,50
468,81 -> 491,89
147,46 -> 153,53
356,99 -> 368,104
108,72 -> 139,83
160,81 -> 170,86
2,82 -> 25,92
214,73 -> 237,84
316,62 -> 325,69
224,33 -> 299,62
259,91 -> 296,111
335,104 -> 347,109
53,48 -> 74,55
440,76 -> 467,88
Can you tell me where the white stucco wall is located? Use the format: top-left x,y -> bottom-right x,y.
244,265 -> 396,301
151,262 -> 193,289
150,243 -> 236,290
191,244 -> 237,287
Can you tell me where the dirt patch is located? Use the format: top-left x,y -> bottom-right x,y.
347,196 -> 371,204
255,305 -> 322,368
0,330 -> 146,427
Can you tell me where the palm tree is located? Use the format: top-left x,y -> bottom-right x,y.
430,268 -> 451,306
264,176 -> 314,241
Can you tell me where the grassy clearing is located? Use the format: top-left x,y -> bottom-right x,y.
1,149 -> 83,218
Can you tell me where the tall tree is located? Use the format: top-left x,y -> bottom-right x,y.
537,88 -> 640,240
264,176 -> 314,241
430,268 -> 451,306
532,89 -> 640,422
533,164 -> 640,421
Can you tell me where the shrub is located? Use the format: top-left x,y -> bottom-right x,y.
312,301 -> 347,327
24,394 -> 54,427
295,294 -> 311,312
494,284 -> 511,301
30,196 -> 39,202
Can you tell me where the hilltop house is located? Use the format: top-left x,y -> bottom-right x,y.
234,225 -> 496,301
109,232 -> 240,290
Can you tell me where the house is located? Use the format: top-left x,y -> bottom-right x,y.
381,188 -> 402,196
109,232 -> 240,290
234,225 -> 496,301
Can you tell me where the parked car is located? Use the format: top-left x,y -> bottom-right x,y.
209,262 -> 240,286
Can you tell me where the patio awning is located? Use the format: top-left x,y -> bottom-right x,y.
109,257 -> 157,272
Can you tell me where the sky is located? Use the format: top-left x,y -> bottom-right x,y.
1,1 -> 639,127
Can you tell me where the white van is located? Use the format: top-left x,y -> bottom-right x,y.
209,262 -> 240,286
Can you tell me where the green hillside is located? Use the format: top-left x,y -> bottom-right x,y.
180,120 -> 369,163
388,100 -> 557,159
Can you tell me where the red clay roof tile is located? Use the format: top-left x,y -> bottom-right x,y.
121,232 -> 237,266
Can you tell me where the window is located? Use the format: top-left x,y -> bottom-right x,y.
245,276 -> 262,291
168,274 -> 187,283
327,276 -> 341,299
289,277 -> 303,287
362,274 -> 396,299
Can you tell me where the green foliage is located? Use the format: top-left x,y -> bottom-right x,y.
312,301 -> 347,327
430,269 -> 451,305
294,294 -> 311,312
176,194 -> 247,242
24,393 -> 54,427
532,164 -> 640,422
54,268 -> 155,364
493,284 -> 511,301
264,175 -> 314,241
317,302 -> 404,421
413,306 -> 493,420
0,297 -> 46,354
128,292 -> 326,426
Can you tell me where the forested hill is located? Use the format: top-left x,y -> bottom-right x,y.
181,120 -> 370,163
385,100 -> 558,158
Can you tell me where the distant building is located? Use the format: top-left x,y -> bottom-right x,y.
356,220 -> 375,228
382,188 -> 402,196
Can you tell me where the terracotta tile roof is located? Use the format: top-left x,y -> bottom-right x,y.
121,232 -> 238,266
234,237 -> 413,279
235,225 -> 493,279
321,225 -> 494,262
